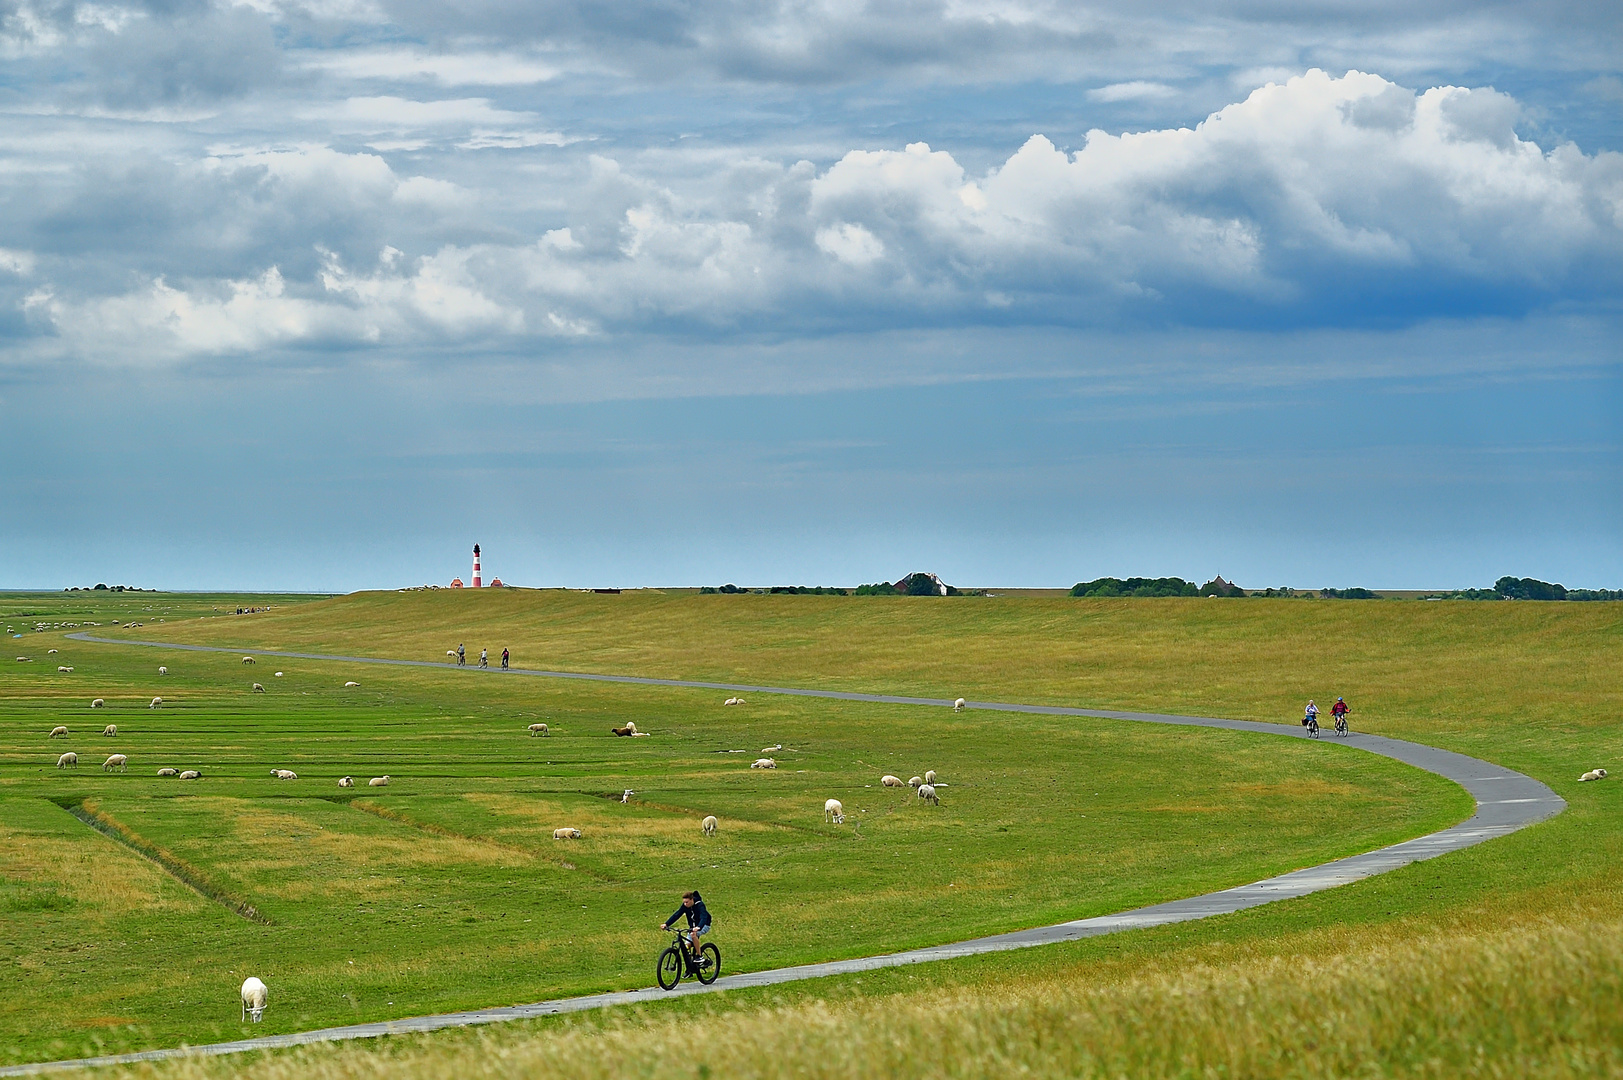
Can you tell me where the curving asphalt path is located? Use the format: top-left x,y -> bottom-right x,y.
6,633 -> 1564,1077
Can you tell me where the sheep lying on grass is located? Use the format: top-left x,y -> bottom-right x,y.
91,699 -> 104,708
49,725 -> 68,739
368,776 -> 390,787
918,783 -> 939,806
156,767 -> 178,777
881,774 -> 905,787
178,770 -> 201,780
103,754 -> 127,772
723,697 -> 745,706
58,665 -> 73,673
953,698 -> 966,711
241,977 -> 268,1022
47,649 -> 57,654
338,776 -> 355,788
274,672 -> 284,678
344,681 -> 360,688
751,758 -> 777,769
553,827 -> 582,839
102,724 -> 117,736
15,657 -> 29,663
271,769 -> 298,780
702,815 -> 718,836
1579,768 -> 1609,782
824,798 -> 845,824
528,723 -> 549,736
57,751 -> 78,768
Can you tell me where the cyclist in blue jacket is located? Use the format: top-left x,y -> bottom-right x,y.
660,891 -> 712,968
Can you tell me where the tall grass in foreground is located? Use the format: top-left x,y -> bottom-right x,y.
132,915 -> 1623,1080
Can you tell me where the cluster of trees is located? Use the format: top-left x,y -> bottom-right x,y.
1069,577 -> 1245,598
65,584 -> 147,592
1428,578 -> 1622,602
701,584 -> 851,595
1319,587 -> 1378,599
856,573 -> 961,596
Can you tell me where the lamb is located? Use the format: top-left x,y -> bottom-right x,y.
824,798 -> 845,824
702,815 -> 718,836
751,758 -> 777,769
271,769 -> 298,780
1579,768 -> 1609,782
527,723 -> 549,736
156,768 -> 179,777
252,683 -> 265,693
57,751 -> 78,768
241,976 -> 268,1022
908,776 -> 923,788
103,754 -> 128,772
881,774 -> 905,788
158,666 -> 167,675
953,698 -> 966,711
91,699 -> 104,708
924,770 -> 937,785
49,725 -> 69,739
918,783 -> 939,806
338,776 -> 355,788
103,724 -> 117,737
368,776 -> 390,787
242,656 -> 255,665
178,770 -> 201,780
553,827 -> 582,839
149,697 -> 162,709
344,681 -> 360,688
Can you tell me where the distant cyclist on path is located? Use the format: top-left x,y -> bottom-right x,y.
480,648 -> 488,668
1332,697 -> 1349,730
457,643 -> 465,666
501,648 -> 509,670
1304,700 -> 1318,728
660,890 -> 713,970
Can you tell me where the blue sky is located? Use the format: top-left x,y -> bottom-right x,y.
1,1 -> 1619,590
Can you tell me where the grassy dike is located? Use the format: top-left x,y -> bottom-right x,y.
2,589 -> 1619,1076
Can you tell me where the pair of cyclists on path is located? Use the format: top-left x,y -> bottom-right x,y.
1304,698 -> 1350,730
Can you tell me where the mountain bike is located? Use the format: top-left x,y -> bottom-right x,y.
657,927 -> 721,990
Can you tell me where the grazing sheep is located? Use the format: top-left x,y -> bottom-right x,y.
751,758 -> 777,769
446,650 -> 457,657
252,683 -> 265,693
1579,768 -> 1609,782
102,724 -> 117,737
57,751 -> 78,768
908,776 -> 923,788
91,699 -> 104,709
49,725 -> 69,739
338,776 -> 355,788
158,666 -> 167,675
271,769 -> 298,780
344,681 -> 360,688
824,798 -> 845,824
953,698 -> 966,711
924,770 -> 937,785
241,976 -> 268,1023
368,776 -> 390,787
918,783 -> 939,806
178,770 -> 201,780
553,827 -> 582,839
103,754 -> 127,772
242,656 -> 255,665
528,723 -> 549,736
274,672 -> 284,678
156,768 -> 179,777
702,815 -> 718,836
881,774 -> 905,788
149,697 -> 162,709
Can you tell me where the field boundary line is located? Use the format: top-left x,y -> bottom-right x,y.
6,632 -> 1565,1078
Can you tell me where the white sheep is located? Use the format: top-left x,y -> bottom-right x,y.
57,751 -> 78,768
252,683 -> 265,693
178,770 -> 201,780
751,758 -> 777,769
447,650 -> 457,657
338,776 -> 355,788
344,681 -> 360,688
908,776 -> 923,788
924,770 -> 937,785
953,698 -> 966,711
824,798 -> 845,824
762,743 -> 782,753
368,776 -> 390,787
723,697 -> 745,706
103,724 -> 117,737
622,789 -> 635,803
158,666 -> 167,675
149,697 -> 163,709
553,827 -> 582,839
274,672 -> 284,678
1579,768 -> 1608,782
271,769 -> 298,780
156,767 -> 179,777
103,754 -> 128,772
881,774 -> 905,788
918,783 -> 939,806
91,699 -> 104,709
15,656 -> 29,663
49,725 -> 69,739
527,723 -> 549,736
242,656 -> 255,665
58,665 -> 73,673
48,649 -> 57,654
241,976 -> 268,1022
702,815 -> 718,836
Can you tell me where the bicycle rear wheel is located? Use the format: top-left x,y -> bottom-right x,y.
656,946 -> 683,990
696,942 -> 721,984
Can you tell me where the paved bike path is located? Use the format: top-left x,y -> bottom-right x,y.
7,634 -> 1563,1077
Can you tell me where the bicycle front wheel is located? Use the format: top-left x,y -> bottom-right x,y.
656,946 -> 683,990
696,942 -> 721,984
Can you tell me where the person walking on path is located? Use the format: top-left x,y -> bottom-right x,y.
480,648 -> 488,668
501,648 -> 509,670
457,643 -> 465,667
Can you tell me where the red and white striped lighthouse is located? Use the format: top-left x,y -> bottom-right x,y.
472,544 -> 482,588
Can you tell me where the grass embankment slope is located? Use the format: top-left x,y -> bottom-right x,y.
0,591 -> 1462,1065
16,590 -> 1623,1077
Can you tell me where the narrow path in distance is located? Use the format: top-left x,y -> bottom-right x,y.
10,633 -> 1564,1078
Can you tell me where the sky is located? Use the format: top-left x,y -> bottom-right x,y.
0,0 -> 1620,591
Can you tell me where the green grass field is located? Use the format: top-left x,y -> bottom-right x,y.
1,588 -> 1619,1076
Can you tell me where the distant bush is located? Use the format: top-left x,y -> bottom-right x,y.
700,587 -> 719,594
856,582 -> 897,595
718,584 -> 742,594
1319,588 -> 1378,599
767,586 -> 849,595
1071,577 -> 1199,598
